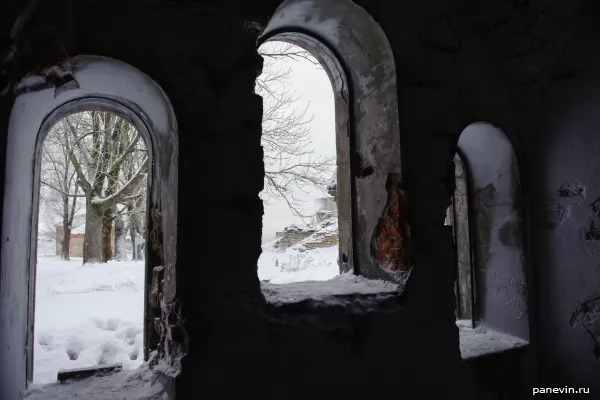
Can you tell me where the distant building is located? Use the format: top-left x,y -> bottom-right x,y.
55,225 -> 135,257
55,225 -> 87,257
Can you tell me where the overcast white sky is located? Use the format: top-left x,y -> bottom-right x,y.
258,42 -> 336,243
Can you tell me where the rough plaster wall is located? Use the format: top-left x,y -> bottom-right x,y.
356,0 -> 510,317
532,12 -> 600,392
357,1 -> 592,395
450,0 -> 590,393
351,1 -> 546,397
458,123 -> 528,339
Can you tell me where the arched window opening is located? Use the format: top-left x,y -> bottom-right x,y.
33,108 -> 149,384
255,0 -> 406,306
256,41 -> 340,285
452,122 -> 530,360
1,56 -> 179,399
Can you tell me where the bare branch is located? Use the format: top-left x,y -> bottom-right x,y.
256,42 -> 335,218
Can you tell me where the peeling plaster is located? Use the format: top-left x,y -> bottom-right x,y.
355,153 -> 374,178
584,198 -> 600,241
570,295 -> 600,358
537,180 -> 586,230
499,220 -> 522,248
475,183 -> 500,208
538,201 -> 570,229
370,174 -> 409,274
558,179 -> 586,203
13,61 -> 79,98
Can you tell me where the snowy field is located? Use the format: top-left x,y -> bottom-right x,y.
257,216 -> 341,284
258,244 -> 339,283
33,256 -> 145,384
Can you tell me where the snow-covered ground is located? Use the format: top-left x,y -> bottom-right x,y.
37,237 -> 56,257
258,215 -> 341,284
33,257 -> 145,384
258,243 -> 339,283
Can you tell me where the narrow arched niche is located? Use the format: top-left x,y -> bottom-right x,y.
0,55 -> 181,399
260,0 -> 407,284
457,122 -> 529,340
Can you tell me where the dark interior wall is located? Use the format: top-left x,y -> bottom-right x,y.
350,0 -> 515,315
0,0 -> 598,398
532,11 -> 600,393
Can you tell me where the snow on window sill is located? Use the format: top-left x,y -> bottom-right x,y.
457,320 -> 529,360
23,354 -> 176,400
261,272 -> 402,308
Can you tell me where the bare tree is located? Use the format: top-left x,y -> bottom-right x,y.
257,42 -> 335,220
116,140 -> 148,260
64,111 -> 148,264
39,119 -> 86,260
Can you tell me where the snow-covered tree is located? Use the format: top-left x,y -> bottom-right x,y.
62,111 -> 148,264
257,42 -> 335,220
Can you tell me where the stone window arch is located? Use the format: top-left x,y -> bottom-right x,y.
456,122 -> 529,339
0,55 -> 180,398
259,0 -> 407,283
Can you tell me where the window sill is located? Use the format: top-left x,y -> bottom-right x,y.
261,279 -> 528,362
261,273 -> 403,310
457,320 -> 529,360
23,356 -> 175,400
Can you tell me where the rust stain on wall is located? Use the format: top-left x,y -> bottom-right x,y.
371,174 -> 409,272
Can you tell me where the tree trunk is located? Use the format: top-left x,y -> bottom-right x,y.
101,208 -> 114,262
114,214 -> 128,261
83,201 -> 103,264
130,225 -> 137,260
60,196 -> 71,261
136,240 -> 143,260
60,225 -> 71,261
61,189 -> 78,261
